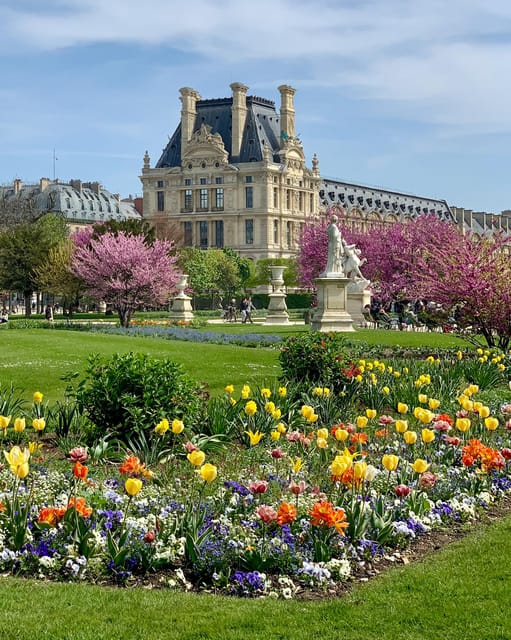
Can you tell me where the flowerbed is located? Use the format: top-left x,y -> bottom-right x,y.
1,349 -> 511,599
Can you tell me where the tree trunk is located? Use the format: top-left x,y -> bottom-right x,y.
24,292 -> 32,316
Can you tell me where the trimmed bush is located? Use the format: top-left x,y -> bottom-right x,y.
72,352 -> 208,443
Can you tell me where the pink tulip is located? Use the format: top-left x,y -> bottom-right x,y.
394,484 -> 410,498
249,480 -> 269,494
257,505 -> 277,523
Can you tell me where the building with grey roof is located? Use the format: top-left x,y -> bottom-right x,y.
0,178 -> 141,229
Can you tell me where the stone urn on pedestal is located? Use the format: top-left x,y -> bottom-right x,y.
169,274 -> 194,322
264,266 -> 290,325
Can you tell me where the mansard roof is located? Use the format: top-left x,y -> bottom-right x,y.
320,177 -> 454,223
155,96 -> 282,168
0,179 -> 140,225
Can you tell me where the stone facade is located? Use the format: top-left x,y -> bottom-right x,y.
140,83 -> 321,260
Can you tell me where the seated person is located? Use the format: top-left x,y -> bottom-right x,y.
0,308 -> 8,323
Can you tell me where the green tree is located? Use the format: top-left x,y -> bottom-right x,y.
0,214 -> 68,315
91,219 -> 156,244
0,191 -> 43,230
246,258 -> 298,290
179,248 -> 242,306
34,238 -> 84,313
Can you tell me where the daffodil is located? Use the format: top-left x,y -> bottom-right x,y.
224,384 -> 234,394
33,391 -> 43,404
261,388 -> 271,399
244,400 -> 257,416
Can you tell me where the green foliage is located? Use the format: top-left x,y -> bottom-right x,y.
279,332 -> 354,391
245,257 -> 299,289
72,352 -> 208,443
179,247 -> 242,302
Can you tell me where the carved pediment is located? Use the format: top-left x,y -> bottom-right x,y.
183,123 -> 228,164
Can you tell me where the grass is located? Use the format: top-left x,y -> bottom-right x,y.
0,513 -> 510,639
0,328 -> 281,402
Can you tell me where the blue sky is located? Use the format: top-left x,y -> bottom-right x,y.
1,0 -> 510,212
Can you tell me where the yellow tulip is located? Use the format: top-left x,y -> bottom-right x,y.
395,419 -> 408,433
272,408 -> 282,420
382,386 -> 390,395
418,394 -> 428,404
0,415 -> 11,430
457,351 -> 463,360
428,398 -> 440,410
291,457 -> 303,473
270,430 -> 281,441
33,391 -> 43,404
484,417 -> 499,431
224,385 -> 234,394
394,371 -> 401,378
403,430 -> 418,445
32,418 -> 46,432
276,422 -> 287,434
323,387 -> 331,397
245,400 -> 257,416
155,419 -> 169,435
411,459 -> 429,474
171,419 -> 184,434
316,437 -> 328,449
13,417 -> 25,433
28,441 -> 42,455
316,428 -> 329,440
356,416 -> 368,429
382,454 -> 399,472
187,450 -> 206,466
4,445 -> 30,479
334,428 -> 349,442
478,406 -> 490,419
456,417 -> 471,432
331,455 -> 352,476
421,428 -> 435,443
416,408 -> 435,424
366,409 -> 377,419
125,478 -> 143,496
199,463 -> 218,482
468,384 -> 479,395
353,460 -> 368,480
245,429 -> 264,446
397,403 -> 408,414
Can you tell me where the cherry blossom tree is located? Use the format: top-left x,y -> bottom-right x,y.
71,231 -> 181,327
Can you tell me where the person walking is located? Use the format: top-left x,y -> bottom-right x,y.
45,304 -> 54,324
245,296 -> 256,324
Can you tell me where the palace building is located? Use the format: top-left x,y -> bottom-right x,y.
141,83 -> 511,257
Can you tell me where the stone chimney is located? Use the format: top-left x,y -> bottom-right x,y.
39,178 -> 50,192
230,82 -> 248,159
69,179 -> 82,193
179,87 -> 201,162
278,85 -> 296,144
13,178 -> 22,194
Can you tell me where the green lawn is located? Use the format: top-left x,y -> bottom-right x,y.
0,328 -> 280,402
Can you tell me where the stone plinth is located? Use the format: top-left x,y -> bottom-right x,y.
265,265 -> 290,325
347,288 -> 371,325
169,275 -> 194,322
311,277 -> 355,332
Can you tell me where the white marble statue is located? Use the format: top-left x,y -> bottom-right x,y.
342,239 -> 367,282
322,215 -> 345,276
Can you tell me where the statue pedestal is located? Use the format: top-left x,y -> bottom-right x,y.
347,286 -> 372,326
265,265 -> 290,325
265,292 -> 290,325
311,277 -> 355,332
169,275 -> 194,322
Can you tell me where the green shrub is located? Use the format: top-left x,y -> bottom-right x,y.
72,352 -> 208,443
279,332 -> 356,391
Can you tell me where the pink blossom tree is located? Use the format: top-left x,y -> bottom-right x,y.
297,210 -> 461,302
71,231 -> 181,327
409,232 -> 511,349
